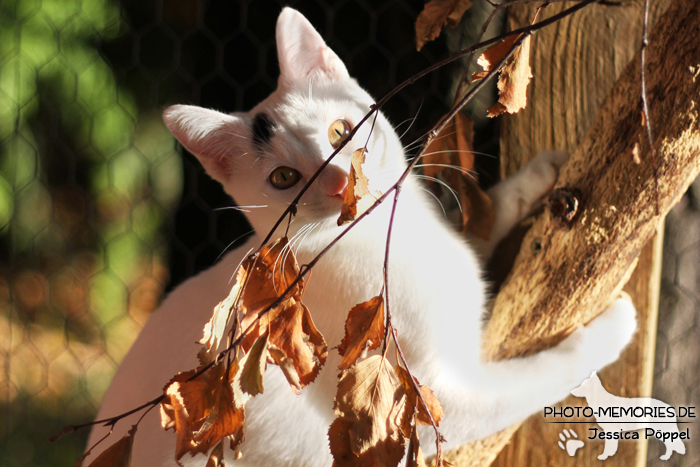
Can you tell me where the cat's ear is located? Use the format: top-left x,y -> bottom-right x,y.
163,105 -> 245,183
276,8 -> 349,85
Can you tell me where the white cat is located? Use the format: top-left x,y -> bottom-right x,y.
86,8 -> 637,467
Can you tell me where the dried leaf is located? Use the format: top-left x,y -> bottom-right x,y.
266,298 -> 328,393
240,236 -> 304,321
238,236 -> 308,350
415,0 -> 473,51
237,330 -> 269,398
477,32 -> 533,117
405,426 -> 426,467
329,355 -> 411,467
475,34 -> 520,76
87,425 -> 137,467
394,365 -> 443,427
422,113 -> 474,180
205,440 -> 225,467
198,266 -> 246,365
338,149 -> 382,226
456,173 -> 494,240
161,362 -> 245,461
199,236 -> 301,366
337,296 -> 385,370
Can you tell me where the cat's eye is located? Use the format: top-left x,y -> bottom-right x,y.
328,119 -> 351,148
269,166 -> 301,189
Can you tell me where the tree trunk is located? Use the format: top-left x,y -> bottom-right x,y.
442,0 -> 699,464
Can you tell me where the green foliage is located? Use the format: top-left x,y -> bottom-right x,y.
0,0 -> 183,465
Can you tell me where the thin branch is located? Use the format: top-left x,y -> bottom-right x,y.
639,0 -> 659,216
391,325 -> 446,466
381,185 -> 402,356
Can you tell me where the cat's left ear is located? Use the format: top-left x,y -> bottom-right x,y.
163,105 -> 245,184
276,8 -> 349,85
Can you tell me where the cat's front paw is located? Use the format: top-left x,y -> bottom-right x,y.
527,150 -> 570,194
576,296 -> 637,369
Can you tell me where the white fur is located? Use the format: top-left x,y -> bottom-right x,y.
86,8 -> 637,467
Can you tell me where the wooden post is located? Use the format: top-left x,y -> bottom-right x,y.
440,0 -> 700,464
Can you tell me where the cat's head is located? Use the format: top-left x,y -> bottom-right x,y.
163,8 -> 406,238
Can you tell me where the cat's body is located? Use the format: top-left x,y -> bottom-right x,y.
86,8 -> 637,467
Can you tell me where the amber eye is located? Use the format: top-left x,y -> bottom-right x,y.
269,166 -> 301,189
328,119 -> 351,148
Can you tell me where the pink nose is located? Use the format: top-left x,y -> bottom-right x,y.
322,166 -> 348,198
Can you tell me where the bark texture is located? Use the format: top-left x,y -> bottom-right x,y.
440,0 -> 699,465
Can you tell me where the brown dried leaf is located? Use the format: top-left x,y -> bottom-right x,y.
337,296 -> 385,370
415,0 -> 473,51
406,426 -> 427,467
456,173 -> 494,240
198,266 -> 246,365
329,355 -> 411,467
160,362 -> 245,461
476,33 -> 532,117
422,113 -> 474,180
338,149 -> 382,226
475,34 -> 520,76
266,298 -> 328,393
205,440 -> 225,467
240,236 -> 304,321
87,425 -> 137,467
394,365 -> 443,427
238,330 -> 269,397
199,236 -> 301,366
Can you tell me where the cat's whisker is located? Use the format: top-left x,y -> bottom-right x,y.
215,205 -> 270,213
414,163 -> 477,176
274,223 -> 313,290
418,186 -> 448,217
287,221 -> 319,275
418,147 -> 498,161
395,101 -> 423,141
414,174 -> 462,213
229,246 -> 256,285
292,222 -> 319,261
218,229 -> 256,261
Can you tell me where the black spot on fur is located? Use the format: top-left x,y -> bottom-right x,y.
252,113 -> 275,148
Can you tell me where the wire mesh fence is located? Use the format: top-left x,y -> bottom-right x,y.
0,1 -> 451,465
648,180 -> 700,467
0,1 -> 697,467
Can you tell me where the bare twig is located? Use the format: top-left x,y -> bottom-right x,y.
639,0 -> 659,216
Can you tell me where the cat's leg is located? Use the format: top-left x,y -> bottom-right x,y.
429,295 -> 636,451
475,150 -> 569,258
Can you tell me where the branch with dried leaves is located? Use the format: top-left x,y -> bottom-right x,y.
50,1 -> 625,466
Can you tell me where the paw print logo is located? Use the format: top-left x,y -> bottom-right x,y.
557,429 -> 585,457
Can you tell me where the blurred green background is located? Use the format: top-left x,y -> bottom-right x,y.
0,0 -> 450,465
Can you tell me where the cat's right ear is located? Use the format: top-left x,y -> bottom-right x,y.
163,105 -> 245,183
276,8 -> 349,86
